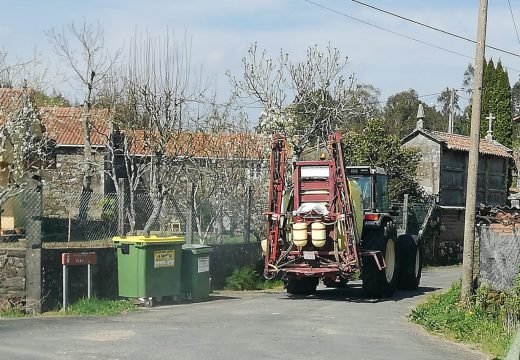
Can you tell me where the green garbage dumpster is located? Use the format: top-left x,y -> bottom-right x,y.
113,235 -> 185,306
181,244 -> 213,302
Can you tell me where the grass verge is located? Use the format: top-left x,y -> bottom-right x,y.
0,307 -> 29,318
410,282 -> 514,359
1,298 -> 137,318
63,297 -> 137,316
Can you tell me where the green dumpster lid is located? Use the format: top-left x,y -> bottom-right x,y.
113,235 -> 185,245
182,244 -> 213,254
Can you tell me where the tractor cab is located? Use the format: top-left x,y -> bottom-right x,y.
346,166 -> 389,213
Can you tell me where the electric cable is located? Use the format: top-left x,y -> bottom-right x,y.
507,0 -> 520,50
352,0 -> 520,58
303,0 -> 520,74
303,0 -> 473,60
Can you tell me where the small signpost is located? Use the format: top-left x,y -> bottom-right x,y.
61,252 -> 97,310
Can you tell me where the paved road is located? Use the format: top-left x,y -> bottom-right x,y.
0,267 -> 487,360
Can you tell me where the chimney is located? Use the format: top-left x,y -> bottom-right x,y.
416,103 -> 425,130
485,112 -> 495,141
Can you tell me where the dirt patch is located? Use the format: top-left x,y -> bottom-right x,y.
81,330 -> 135,342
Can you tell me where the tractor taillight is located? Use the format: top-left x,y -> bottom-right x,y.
364,213 -> 380,221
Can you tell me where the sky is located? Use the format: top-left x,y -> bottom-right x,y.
2,0 -> 520,114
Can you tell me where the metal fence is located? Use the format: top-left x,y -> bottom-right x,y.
0,189 -> 42,247
391,200 -> 433,236
1,184 -> 438,250
38,179 -> 267,245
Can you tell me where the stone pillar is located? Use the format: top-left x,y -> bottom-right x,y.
25,248 -> 41,314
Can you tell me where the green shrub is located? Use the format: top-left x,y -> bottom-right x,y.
65,298 -> 136,316
224,267 -> 285,291
0,308 -> 28,318
225,267 -> 260,290
259,279 -> 284,290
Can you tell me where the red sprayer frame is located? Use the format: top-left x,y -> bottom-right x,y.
263,132 -> 362,280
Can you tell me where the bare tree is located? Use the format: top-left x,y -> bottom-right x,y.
122,31 -> 212,235
0,50 -> 12,88
47,21 -> 120,219
181,99 -> 265,244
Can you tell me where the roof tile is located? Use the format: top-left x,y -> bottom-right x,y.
41,107 -> 110,147
421,129 -> 512,158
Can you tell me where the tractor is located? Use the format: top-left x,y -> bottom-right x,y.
262,132 -> 423,297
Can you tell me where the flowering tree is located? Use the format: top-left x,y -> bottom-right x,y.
230,44 -> 380,160
0,87 -> 52,201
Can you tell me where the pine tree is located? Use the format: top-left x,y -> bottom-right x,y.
480,59 -> 495,139
512,80 -> 520,117
491,61 -> 512,147
468,59 -> 513,147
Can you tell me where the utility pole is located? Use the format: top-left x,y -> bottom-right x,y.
461,0 -> 488,305
448,88 -> 455,133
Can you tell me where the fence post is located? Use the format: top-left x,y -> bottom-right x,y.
402,194 -> 409,234
118,178 -> 126,237
216,194 -> 223,244
243,184 -> 251,243
186,180 -> 195,244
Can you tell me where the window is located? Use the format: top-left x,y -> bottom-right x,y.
375,175 -> 389,212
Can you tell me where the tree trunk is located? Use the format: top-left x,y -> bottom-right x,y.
78,99 -> 94,222
143,152 -> 164,235
143,193 -> 164,235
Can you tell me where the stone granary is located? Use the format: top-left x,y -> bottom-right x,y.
401,104 -> 512,259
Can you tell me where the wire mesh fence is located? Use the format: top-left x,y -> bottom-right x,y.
2,184 -> 436,247
0,189 -> 42,247
391,200 -> 433,236
37,178 -> 267,244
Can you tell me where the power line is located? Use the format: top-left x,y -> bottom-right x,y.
303,0 -> 473,60
303,0 -> 520,73
352,0 -> 520,58
507,0 -> 520,50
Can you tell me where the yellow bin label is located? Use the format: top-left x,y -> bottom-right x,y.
154,250 -> 176,268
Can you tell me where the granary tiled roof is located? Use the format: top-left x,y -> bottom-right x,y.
40,107 -> 111,147
403,128 -> 512,158
428,130 -> 512,158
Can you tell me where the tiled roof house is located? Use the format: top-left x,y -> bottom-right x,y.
401,104 -> 512,258
40,107 -> 111,148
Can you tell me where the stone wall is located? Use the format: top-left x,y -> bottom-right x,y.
0,248 -> 26,309
401,132 -> 441,196
41,151 -> 105,218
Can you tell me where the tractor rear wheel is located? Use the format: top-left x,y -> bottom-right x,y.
361,231 -> 398,298
397,234 -> 423,290
286,277 -> 319,295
